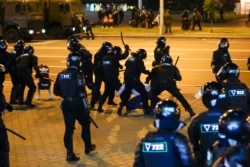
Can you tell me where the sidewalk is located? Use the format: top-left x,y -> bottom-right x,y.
3,81 -> 206,167
85,11 -> 250,39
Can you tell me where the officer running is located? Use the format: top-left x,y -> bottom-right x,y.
53,52 -> 96,162
90,42 -> 116,109
97,45 -> 130,112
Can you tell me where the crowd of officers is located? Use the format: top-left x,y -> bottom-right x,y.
0,36 -> 250,166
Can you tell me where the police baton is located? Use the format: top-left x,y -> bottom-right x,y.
174,56 -> 179,66
6,128 -> 26,140
89,116 -> 99,129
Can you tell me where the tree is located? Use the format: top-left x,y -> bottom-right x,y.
203,0 -> 220,32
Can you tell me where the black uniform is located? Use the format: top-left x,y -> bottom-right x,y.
146,63 -> 195,116
153,37 -> 172,67
97,49 -> 129,112
8,49 -> 24,103
206,109 -> 250,167
16,50 -> 40,107
0,94 -> 10,167
53,66 -> 95,160
78,46 -> 94,90
0,49 -> 10,93
211,47 -> 231,82
90,44 -> 113,108
133,118 -> 196,167
153,45 -> 171,67
188,107 -> 224,167
118,53 -> 150,115
222,77 -> 250,112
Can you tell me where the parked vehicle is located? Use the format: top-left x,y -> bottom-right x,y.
0,0 -> 46,42
43,0 -> 85,38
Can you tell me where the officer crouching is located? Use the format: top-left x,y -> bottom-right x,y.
53,52 -> 95,162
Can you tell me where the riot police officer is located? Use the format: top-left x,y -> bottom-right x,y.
8,40 -> 25,104
146,56 -> 196,117
67,37 -> 94,90
0,39 -> 11,94
0,92 -> 13,167
216,62 -> 250,112
133,99 -> 196,167
153,36 -> 172,67
16,45 -> 41,107
117,49 -> 151,116
188,81 -> 225,167
97,45 -> 129,112
206,109 -> 250,167
212,145 -> 250,167
90,42 -> 115,109
53,52 -> 95,162
211,38 -> 232,82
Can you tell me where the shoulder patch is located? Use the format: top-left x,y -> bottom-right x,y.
142,142 -> 168,153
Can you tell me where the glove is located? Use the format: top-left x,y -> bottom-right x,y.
0,64 -> 6,72
124,44 -> 130,51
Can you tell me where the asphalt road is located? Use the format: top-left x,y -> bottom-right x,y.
2,37 -> 250,167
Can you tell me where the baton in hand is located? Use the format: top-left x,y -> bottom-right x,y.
89,116 -> 99,129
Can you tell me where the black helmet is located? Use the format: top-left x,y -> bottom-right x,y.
136,49 -> 147,59
67,38 -> 81,52
113,46 -> 122,55
156,36 -> 166,47
154,99 -> 180,120
14,40 -> 25,51
0,39 -> 8,51
201,81 -> 224,108
217,62 -> 240,80
24,45 -> 34,55
66,52 -> 82,68
154,99 -> 184,130
218,37 -> 229,49
218,109 -> 250,143
102,42 -> 113,52
160,55 -> 172,64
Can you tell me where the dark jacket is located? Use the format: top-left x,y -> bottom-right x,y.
124,56 -> 150,81
211,48 -> 231,74
133,118 -> 196,167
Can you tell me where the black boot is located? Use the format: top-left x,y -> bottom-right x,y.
10,87 -> 19,104
25,88 -> 36,108
107,101 -> 117,105
117,103 -> 124,116
186,107 -> 196,118
66,150 -> 80,162
85,144 -> 96,154
97,106 -> 104,113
